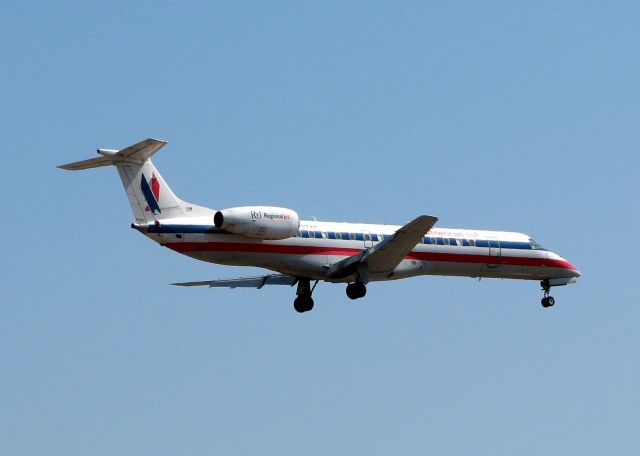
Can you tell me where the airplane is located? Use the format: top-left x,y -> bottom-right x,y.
59,138 -> 580,313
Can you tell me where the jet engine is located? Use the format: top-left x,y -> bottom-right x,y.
213,206 -> 300,240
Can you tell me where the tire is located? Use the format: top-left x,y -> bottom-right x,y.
294,297 -> 306,313
355,281 -> 367,298
346,283 -> 359,300
294,296 -> 314,313
305,297 -> 314,312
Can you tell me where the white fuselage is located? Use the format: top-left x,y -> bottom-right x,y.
139,218 -> 580,285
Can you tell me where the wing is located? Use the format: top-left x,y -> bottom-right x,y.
367,215 -> 438,272
172,274 -> 298,289
328,214 -> 438,279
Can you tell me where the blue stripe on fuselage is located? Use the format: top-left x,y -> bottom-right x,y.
147,224 -> 539,251
147,224 -> 224,234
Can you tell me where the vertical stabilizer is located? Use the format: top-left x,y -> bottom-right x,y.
116,158 -> 185,222
59,138 -> 211,223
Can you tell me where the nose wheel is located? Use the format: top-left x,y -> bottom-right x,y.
540,279 -> 555,308
541,296 -> 555,308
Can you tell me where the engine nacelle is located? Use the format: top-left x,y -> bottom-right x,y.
213,206 -> 300,240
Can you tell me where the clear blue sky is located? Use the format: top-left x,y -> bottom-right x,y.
2,2 -> 639,454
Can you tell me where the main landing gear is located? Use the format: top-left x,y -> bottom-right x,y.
293,279 -> 367,312
293,278 -> 318,313
540,279 -> 556,308
346,281 -> 367,300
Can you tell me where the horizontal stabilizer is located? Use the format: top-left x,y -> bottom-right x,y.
58,138 -> 167,170
172,274 -> 298,289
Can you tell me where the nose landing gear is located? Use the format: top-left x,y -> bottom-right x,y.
540,279 -> 555,308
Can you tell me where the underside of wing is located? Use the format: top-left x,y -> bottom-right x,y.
172,274 -> 298,289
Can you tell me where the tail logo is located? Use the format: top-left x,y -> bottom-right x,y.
141,173 -> 161,214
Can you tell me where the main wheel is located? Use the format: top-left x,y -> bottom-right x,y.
346,282 -> 367,299
304,297 -> 314,312
346,283 -> 359,300
294,297 -> 306,313
354,281 -> 366,298
294,296 -> 314,313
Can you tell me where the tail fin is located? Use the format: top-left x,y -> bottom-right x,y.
59,138 -> 207,223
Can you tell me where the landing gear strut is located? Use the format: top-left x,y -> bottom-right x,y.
293,278 -> 318,313
540,279 -> 555,308
346,281 -> 367,300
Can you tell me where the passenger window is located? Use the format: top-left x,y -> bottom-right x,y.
364,233 -> 371,241
436,238 -> 444,245
301,230 -> 309,238
371,234 -> 379,242
462,239 -> 469,246
328,232 -> 336,239
355,233 -> 364,241
349,233 -> 356,240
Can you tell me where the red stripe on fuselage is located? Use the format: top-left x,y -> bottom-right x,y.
164,241 -> 576,270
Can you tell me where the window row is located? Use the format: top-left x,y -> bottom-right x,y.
298,230 -> 382,242
296,230 -> 534,250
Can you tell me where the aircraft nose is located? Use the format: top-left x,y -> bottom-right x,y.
562,258 -> 581,278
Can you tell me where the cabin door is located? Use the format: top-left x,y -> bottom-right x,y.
487,237 -> 501,268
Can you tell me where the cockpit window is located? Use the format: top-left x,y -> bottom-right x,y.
529,238 -> 544,250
